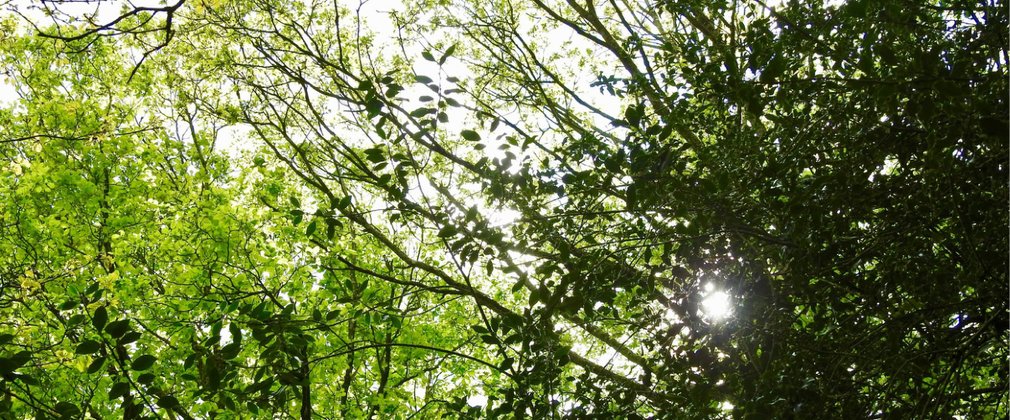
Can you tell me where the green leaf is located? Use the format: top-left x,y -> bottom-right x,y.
421,51 -> 435,61
87,356 -> 106,374
461,130 -> 481,141
15,373 -> 38,385
221,395 -> 237,411
624,103 -> 644,127
528,288 -> 541,306
437,226 -> 456,238
131,354 -> 157,371
75,340 -> 101,355
0,357 -> 23,374
184,354 -> 197,370
555,346 -> 571,366
221,342 -> 241,359
67,314 -> 85,327
92,306 -> 108,330
364,147 -> 385,163
229,323 -> 242,344
384,85 -> 403,98
207,360 -> 222,390
414,75 -> 434,84
105,319 -> 130,338
410,107 -> 435,118
119,331 -> 142,344
246,379 -> 273,394
157,396 -> 180,408
306,220 -> 317,237
366,97 -> 384,116
54,402 -> 80,418
109,382 -> 130,399
337,196 -> 352,210
278,372 -> 301,385
0,333 -> 13,345
761,54 -> 786,83
440,44 -> 457,64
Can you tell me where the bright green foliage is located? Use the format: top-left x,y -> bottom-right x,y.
0,0 -> 1006,418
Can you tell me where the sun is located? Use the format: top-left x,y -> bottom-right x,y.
700,284 -> 733,322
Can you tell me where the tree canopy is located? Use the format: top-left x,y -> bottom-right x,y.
0,0 -> 1006,418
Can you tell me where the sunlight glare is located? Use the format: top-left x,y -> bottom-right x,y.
701,287 -> 732,322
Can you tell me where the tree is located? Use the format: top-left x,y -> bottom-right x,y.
0,0 -> 1006,418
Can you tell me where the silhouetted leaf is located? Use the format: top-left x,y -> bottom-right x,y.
461,130 -> 481,141
109,382 -> 130,399
92,306 -> 108,330
131,354 -> 157,371
75,340 -> 101,355
105,319 -> 130,338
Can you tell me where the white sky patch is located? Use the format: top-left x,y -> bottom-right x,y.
466,394 -> 487,408
220,323 -> 233,344
483,205 -> 521,228
217,125 -> 256,157
505,249 -> 537,276
0,73 -> 18,108
598,346 -> 640,376
663,307 -> 682,327
405,174 -> 434,204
